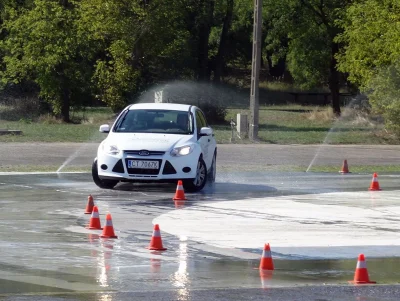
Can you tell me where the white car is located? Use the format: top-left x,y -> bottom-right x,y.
92,103 -> 217,192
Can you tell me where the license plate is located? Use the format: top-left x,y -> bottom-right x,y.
128,160 -> 159,169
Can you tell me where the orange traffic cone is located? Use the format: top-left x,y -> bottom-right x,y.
259,243 -> 274,270
86,206 -> 102,230
368,173 -> 382,191
339,159 -> 350,174
173,180 -> 187,201
84,195 -> 95,214
349,254 -> 376,284
148,224 -> 167,251
100,213 -> 118,239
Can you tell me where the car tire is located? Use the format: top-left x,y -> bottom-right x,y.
207,152 -> 216,183
92,160 -> 119,189
183,157 -> 207,192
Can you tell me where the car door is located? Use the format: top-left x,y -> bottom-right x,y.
195,109 -> 214,169
199,110 -> 216,163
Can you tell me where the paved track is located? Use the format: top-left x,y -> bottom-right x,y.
1,143 -> 400,169
1,172 -> 400,300
1,143 -> 400,300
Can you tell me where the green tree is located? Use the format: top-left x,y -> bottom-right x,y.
336,0 -> 400,87
0,0 -> 34,91
222,0 -> 253,71
265,0 -> 351,116
78,0 -> 149,111
366,61 -> 400,134
212,0 -> 234,83
1,0 -> 93,122
336,0 -> 400,133
196,0 -> 216,81
171,0 -> 216,81
79,0 -> 215,109
133,0 -> 196,82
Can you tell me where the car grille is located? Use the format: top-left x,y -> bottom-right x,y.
124,150 -> 165,156
125,159 -> 162,175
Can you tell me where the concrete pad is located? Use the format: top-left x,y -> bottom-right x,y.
155,190 -> 400,259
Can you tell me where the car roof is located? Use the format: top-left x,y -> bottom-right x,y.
128,103 -> 193,112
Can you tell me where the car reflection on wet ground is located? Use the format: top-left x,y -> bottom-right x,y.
0,171 -> 400,300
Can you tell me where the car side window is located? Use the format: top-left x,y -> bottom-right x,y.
196,110 -> 206,133
198,110 -> 208,127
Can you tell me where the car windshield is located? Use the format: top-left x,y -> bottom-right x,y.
114,109 -> 193,134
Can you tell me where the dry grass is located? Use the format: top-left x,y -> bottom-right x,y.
307,106 -> 382,128
307,107 -> 335,121
70,107 -> 115,125
38,114 -> 64,124
341,107 -> 381,127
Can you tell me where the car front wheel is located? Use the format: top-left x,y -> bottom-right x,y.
92,160 -> 119,189
207,152 -> 216,183
183,157 -> 207,192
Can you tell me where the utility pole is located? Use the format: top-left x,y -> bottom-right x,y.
249,0 -> 262,141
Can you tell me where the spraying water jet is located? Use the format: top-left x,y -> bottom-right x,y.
306,94 -> 371,172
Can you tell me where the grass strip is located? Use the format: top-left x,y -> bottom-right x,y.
1,105 -> 399,144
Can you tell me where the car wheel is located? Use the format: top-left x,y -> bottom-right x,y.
183,157 -> 207,192
92,160 -> 119,189
207,152 -> 216,183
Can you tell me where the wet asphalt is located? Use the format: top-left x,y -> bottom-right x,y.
1,170 -> 400,300
1,143 -> 400,300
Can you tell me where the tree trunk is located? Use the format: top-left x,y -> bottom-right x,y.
197,0 -> 215,81
60,0 -> 70,8
329,42 -> 341,116
61,88 -> 70,123
213,0 -> 234,83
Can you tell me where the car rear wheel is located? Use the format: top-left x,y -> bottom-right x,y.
92,160 -> 119,189
183,157 -> 207,192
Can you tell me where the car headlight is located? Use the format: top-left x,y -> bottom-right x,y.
170,145 -> 194,157
102,143 -> 120,155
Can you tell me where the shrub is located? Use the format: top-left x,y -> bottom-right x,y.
146,81 -> 231,124
365,61 -> 400,135
197,102 -> 227,125
0,96 -> 41,121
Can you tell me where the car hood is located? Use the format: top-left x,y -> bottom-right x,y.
105,133 -> 194,151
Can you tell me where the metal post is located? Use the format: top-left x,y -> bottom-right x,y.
230,118 -> 236,142
249,0 -> 262,141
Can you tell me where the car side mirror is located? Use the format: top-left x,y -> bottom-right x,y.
99,124 -> 110,133
199,127 -> 212,136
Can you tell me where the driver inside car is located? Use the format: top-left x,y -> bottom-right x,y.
176,113 -> 189,132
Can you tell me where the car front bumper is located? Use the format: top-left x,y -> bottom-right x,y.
96,149 -> 200,181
